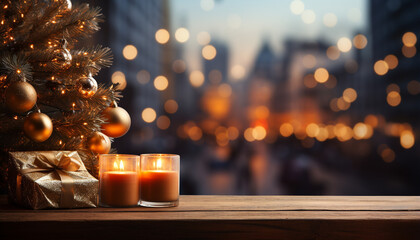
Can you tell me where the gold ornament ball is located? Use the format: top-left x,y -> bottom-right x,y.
24,112 -> 53,142
5,81 -> 37,113
101,106 -> 131,138
87,132 -> 111,154
77,75 -> 98,98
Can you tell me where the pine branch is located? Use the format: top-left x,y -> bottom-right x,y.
29,4 -> 103,46
0,53 -> 32,85
69,45 -> 113,76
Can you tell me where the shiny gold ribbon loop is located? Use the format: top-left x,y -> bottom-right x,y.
19,152 -> 83,208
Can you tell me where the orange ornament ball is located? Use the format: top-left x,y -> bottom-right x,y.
5,81 -> 37,113
101,106 -> 131,138
23,112 -> 53,142
87,132 -> 111,154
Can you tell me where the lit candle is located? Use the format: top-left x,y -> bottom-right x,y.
140,154 -> 180,207
99,154 -> 140,207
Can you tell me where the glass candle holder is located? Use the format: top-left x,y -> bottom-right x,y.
99,154 -> 140,207
140,154 -> 180,207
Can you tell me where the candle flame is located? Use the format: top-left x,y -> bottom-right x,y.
113,160 -> 125,171
119,160 -> 124,171
157,158 -> 162,169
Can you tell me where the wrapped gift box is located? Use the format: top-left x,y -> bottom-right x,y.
7,151 -> 98,209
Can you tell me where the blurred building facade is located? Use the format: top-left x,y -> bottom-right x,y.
93,0 -> 169,153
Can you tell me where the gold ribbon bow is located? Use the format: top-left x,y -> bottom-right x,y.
19,152 -> 83,208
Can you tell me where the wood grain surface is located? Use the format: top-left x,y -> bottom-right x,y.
1,195 -> 419,239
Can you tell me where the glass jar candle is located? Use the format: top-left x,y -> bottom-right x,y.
139,154 -> 180,207
99,154 -> 140,207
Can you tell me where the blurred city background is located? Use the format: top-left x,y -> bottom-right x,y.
86,0 -> 420,195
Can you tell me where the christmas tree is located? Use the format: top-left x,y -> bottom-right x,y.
0,0 -> 131,182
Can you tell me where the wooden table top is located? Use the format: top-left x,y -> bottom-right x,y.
1,195 -> 420,239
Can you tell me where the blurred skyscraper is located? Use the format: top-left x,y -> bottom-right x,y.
370,0 -> 420,122
92,0 -> 170,153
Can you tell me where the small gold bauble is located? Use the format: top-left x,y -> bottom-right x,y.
101,106 -> 131,138
5,81 -> 37,113
77,74 -> 98,98
87,132 -> 111,154
52,47 -> 72,68
60,0 -> 72,12
24,112 -> 53,142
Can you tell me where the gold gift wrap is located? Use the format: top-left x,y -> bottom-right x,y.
7,151 -> 98,209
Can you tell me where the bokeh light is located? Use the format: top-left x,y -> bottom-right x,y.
202,45 -> 217,60
197,31 -> 211,45
188,126 -> 203,141
111,71 -> 127,90
373,60 -> 389,75
343,88 -> 357,103
164,99 -> 178,114
386,83 -> 400,93
244,128 -> 255,142
136,70 -> 150,84
314,68 -> 329,83
353,34 -> 368,49
218,83 -> 232,98
301,9 -> 316,24
189,70 -> 205,87
153,75 -> 169,91
337,97 -> 350,110
290,0 -> 304,15
353,122 -> 368,140
175,27 -> 190,43
227,126 -> 239,140
337,37 -> 352,52
402,32 -> 417,47
252,126 -> 267,140
326,46 -> 340,60
303,74 -> 317,88
402,46 -> 416,58
157,115 -> 171,130
400,130 -> 415,149
302,54 -> 316,68
279,123 -> 294,137
387,91 -> 401,107
142,108 -> 157,123
306,123 -> 319,137
381,148 -> 395,163
384,54 -> 398,70
365,114 -> 379,128
323,13 -> 337,27
230,64 -> 246,81
155,29 -> 170,44
122,45 -> 138,60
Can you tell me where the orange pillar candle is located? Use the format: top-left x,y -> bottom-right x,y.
140,154 -> 180,207
99,154 -> 140,207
